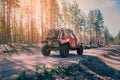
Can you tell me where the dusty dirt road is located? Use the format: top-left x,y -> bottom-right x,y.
0,45 -> 120,79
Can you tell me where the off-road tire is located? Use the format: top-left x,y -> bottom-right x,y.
42,45 -> 50,56
77,48 -> 83,55
60,45 -> 69,57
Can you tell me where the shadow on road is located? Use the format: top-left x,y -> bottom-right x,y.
97,45 -> 120,62
80,56 -> 120,80
40,52 -> 120,79
0,50 -> 120,79
49,53 -> 80,58
0,58 -> 32,79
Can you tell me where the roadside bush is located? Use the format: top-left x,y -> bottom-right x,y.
0,75 -> 4,80
17,71 -> 29,80
17,61 -> 103,80
17,65 -> 55,80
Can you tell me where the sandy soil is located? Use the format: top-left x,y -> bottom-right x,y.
0,44 -> 120,79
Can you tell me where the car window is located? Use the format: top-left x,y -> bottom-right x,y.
61,30 -> 65,39
59,30 -> 64,40
69,33 -> 75,38
66,30 -> 75,38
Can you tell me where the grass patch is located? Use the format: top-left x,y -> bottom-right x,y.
17,61 -> 84,80
17,65 -> 55,80
0,75 -> 4,80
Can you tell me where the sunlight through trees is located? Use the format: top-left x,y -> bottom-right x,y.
0,0 -> 118,45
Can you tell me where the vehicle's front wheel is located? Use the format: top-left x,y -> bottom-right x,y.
60,45 -> 69,58
42,45 -> 50,56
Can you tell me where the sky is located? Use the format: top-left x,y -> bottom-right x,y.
58,0 -> 120,37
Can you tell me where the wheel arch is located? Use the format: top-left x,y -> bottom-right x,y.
59,41 -> 70,48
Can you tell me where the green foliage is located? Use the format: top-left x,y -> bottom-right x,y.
42,65 -> 55,80
17,71 -> 27,80
88,9 -> 104,45
88,9 -> 104,28
109,36 -> 114,41
77,60 -> 83,71
35,66 -> 40,73
94,9 -> 104,28
61,1 -> 79,28
17,62 -> 84,80
54,62 -> 67,77
104,27 -> 114,44
114,30 -> 120,45
117,30 -> 120,40
88,10 -> 94,25
53,61 -> 83,78
0,75 -> 4,80
17,65 -> 55,80
0,0 -> 106,45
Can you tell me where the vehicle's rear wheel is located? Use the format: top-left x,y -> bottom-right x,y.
60,45 -> 69,57
42,45 -> 50,56
77,47 -> 83,55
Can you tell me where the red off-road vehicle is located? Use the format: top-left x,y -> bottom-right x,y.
41,28 -> 83,57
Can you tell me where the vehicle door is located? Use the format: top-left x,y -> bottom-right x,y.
69,32 -> 77,48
